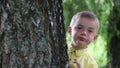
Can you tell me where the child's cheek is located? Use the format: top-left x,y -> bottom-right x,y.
88,35 -> 94,42
76,31 -> 80,35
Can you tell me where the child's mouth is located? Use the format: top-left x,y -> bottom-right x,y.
79,37 -> 85,41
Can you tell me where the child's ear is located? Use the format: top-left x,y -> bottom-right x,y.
68,26 -> 72,35
94,34 -> 98,41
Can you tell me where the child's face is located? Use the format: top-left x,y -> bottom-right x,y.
68,17 -> 98,49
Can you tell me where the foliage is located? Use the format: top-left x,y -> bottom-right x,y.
63,0 -> 114,68
88,35 -> 107,68
107,0 -> 120,67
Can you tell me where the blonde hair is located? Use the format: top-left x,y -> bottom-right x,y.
70,11 -> 100,31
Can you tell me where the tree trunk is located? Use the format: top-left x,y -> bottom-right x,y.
0,0 -> 68,68
107,0 -> 120,68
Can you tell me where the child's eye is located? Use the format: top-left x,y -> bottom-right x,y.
77,27 -> 82,29
88,30 -> 93,33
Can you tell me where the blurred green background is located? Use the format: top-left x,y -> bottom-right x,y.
62,0 -> 115,68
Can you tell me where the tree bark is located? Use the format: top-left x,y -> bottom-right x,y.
0,0 -> 68,68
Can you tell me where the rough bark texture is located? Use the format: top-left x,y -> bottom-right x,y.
107,0 -> 120,68
0,0 -> 68,68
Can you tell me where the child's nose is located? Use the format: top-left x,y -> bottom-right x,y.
81,30 -> 87,35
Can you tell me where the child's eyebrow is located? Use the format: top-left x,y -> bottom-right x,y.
77,24 -> 83,27
88,27 -> 95,31
78,24 -> 95,30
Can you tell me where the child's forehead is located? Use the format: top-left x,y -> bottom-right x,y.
75,17 -> 97,26
73,17 -> 96,25
75,16 -> 94,21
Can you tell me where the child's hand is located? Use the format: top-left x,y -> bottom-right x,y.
73,59 -> 80,68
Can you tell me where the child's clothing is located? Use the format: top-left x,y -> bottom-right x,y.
68,46 -> 98,68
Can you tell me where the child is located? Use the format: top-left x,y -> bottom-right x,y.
68,11 -> 99,68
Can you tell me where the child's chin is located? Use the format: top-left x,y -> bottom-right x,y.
77,41 -> 86,45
